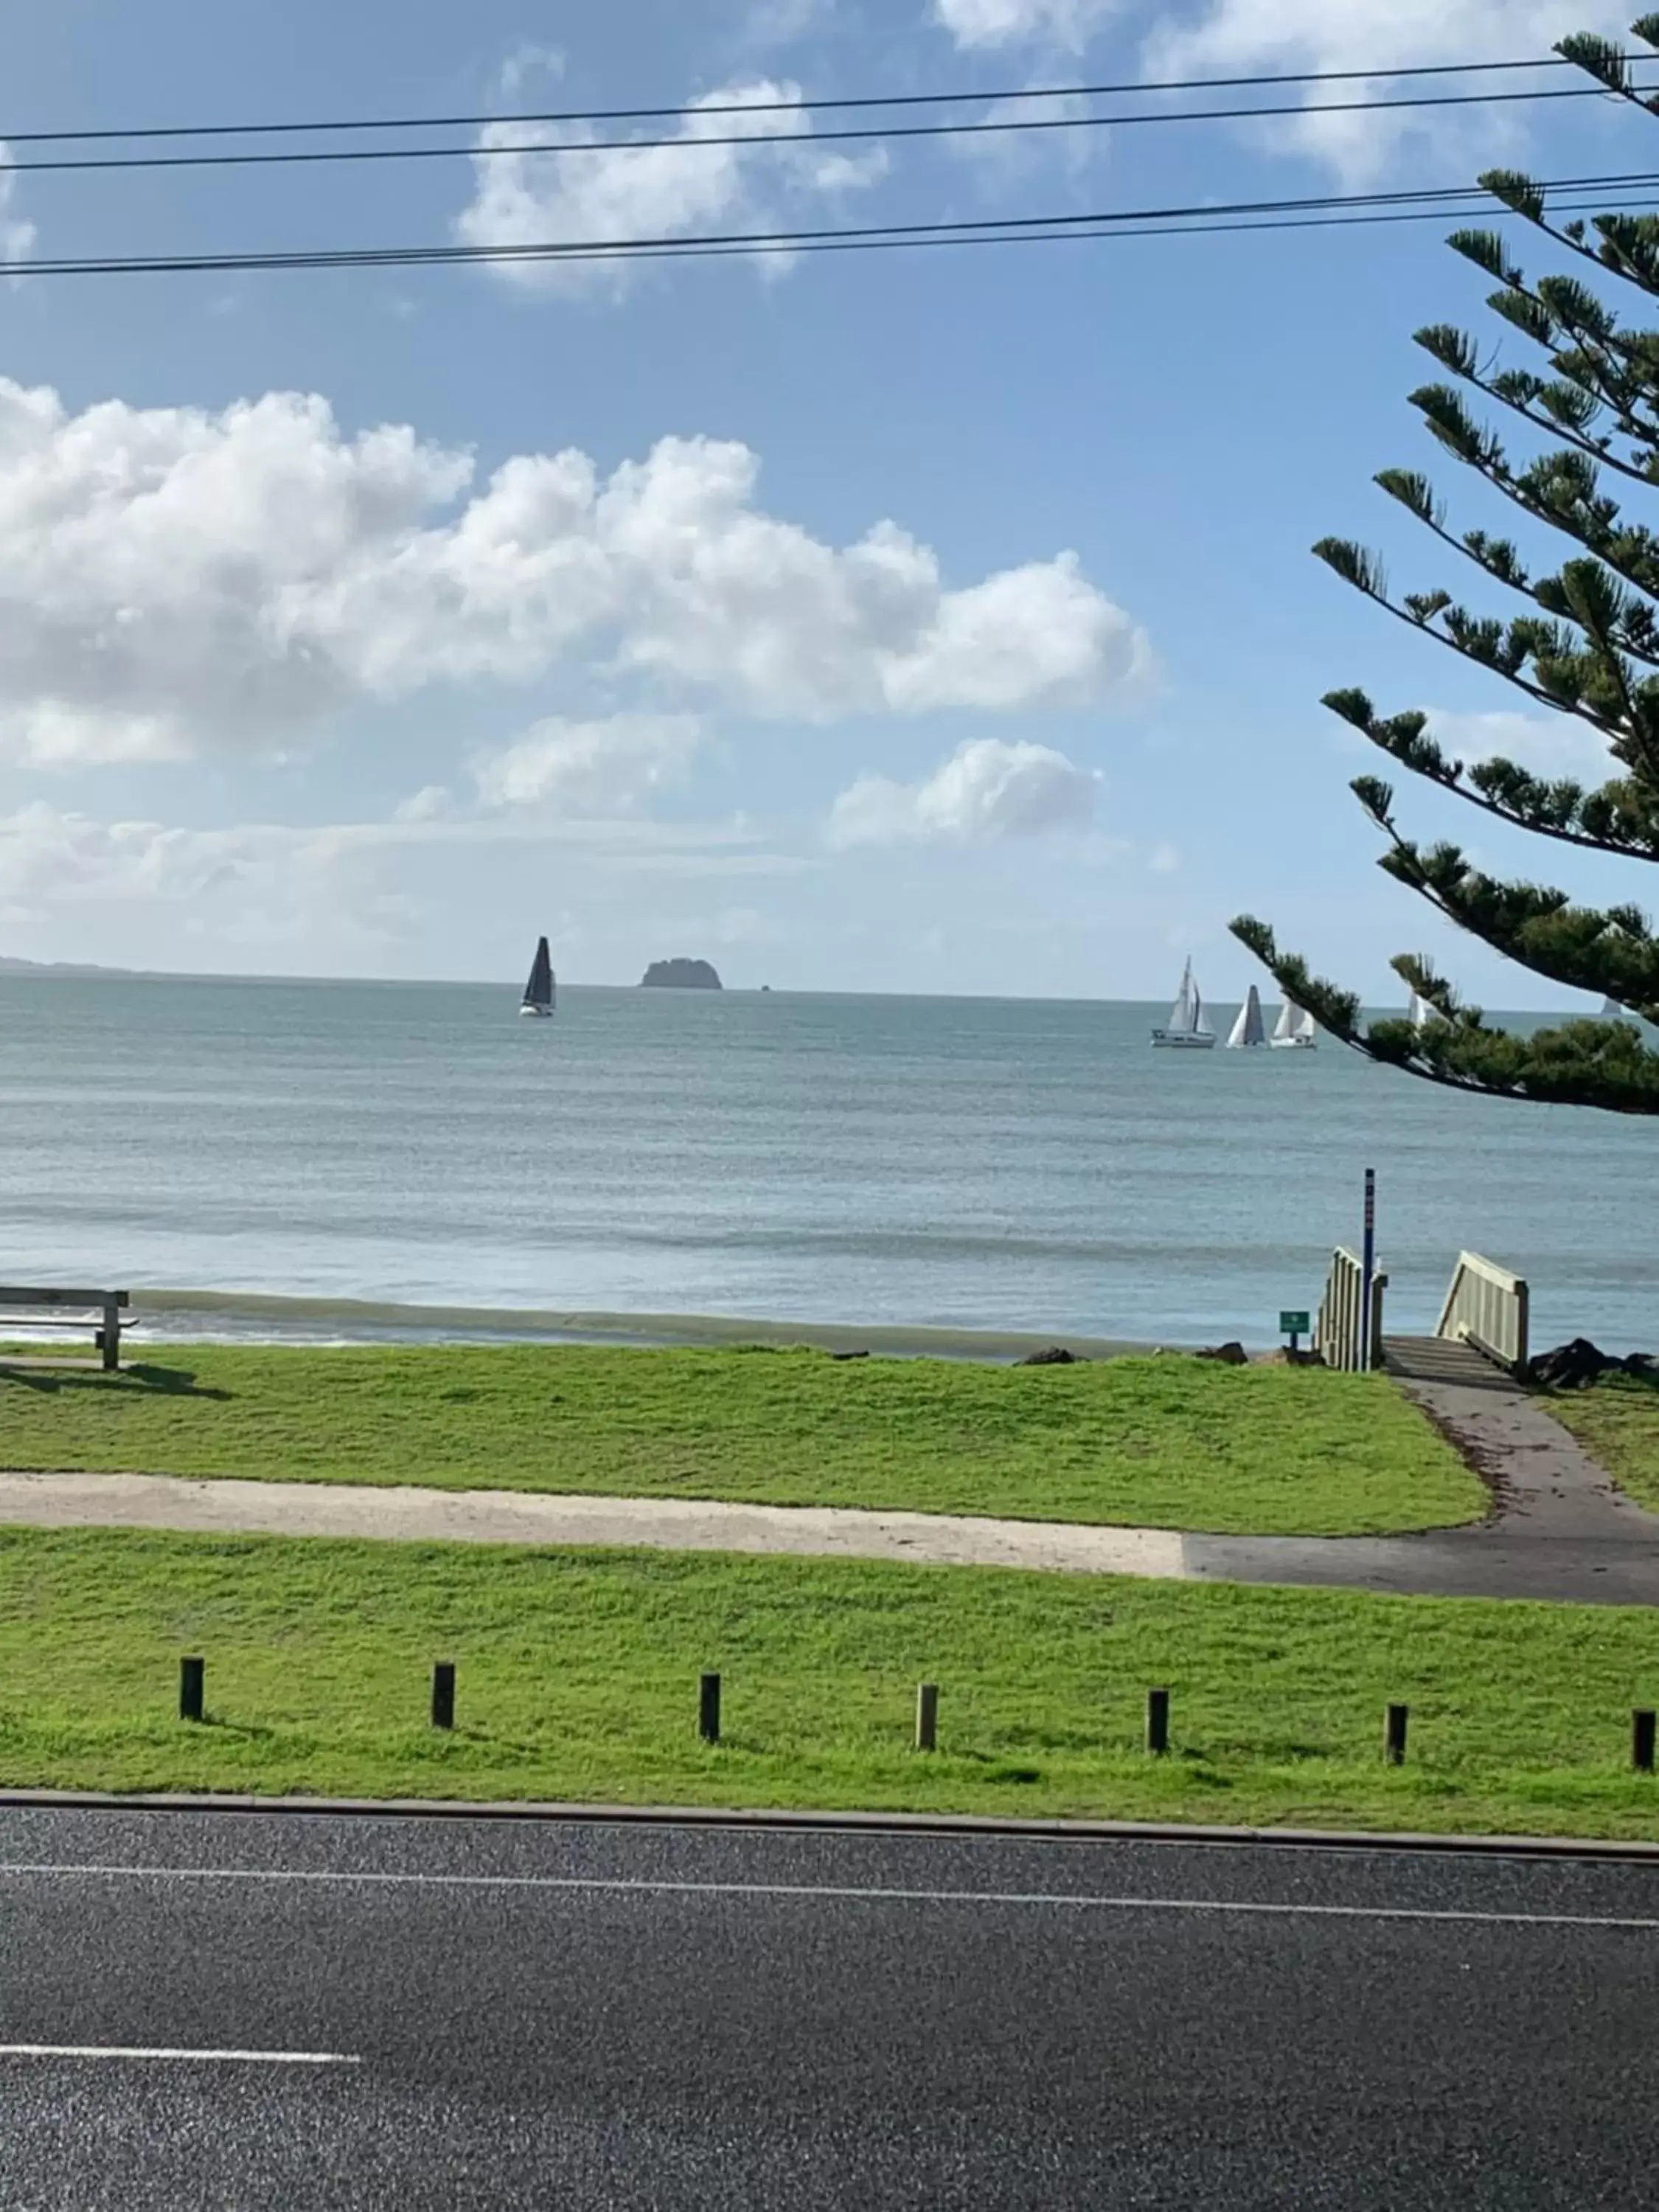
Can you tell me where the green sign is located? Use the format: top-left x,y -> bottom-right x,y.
1279,1310 -> 1311,1335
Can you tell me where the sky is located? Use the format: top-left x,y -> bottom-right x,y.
0,0 -> 1652,1001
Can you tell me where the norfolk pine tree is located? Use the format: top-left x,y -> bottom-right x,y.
1234,18 -> 1659,1114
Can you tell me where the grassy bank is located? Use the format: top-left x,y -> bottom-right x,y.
1,1528 -> 1654,1838
0,1344 -> 1484,1537
1543,1374 -> 1659,1513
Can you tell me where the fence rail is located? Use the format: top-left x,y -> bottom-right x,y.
1436,1251 -> 1530,1376
1316,1248 -> 1388,1373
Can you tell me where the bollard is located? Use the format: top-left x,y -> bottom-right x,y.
699,1672 -> 722,1745
1635,1710 -> 1657,1775
431,1661 -> 456,1731
1145,1688 -> 1170,1757
1385,1703 -> 1409,1767
179,1655 -> 204,1724
916,1683 -> 939,1753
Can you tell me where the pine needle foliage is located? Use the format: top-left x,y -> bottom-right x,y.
1234,18 -> 1659,1113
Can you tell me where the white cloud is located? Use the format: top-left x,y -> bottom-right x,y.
455,77 -> 886,296
0,146 -> 35,267
0,378 -> 1148,765
828,736 -> 1099,845
0,800 -> 804,940
1427,707 -> 1615,785
473,714 -> 704,813
936,0 -> 1119,50
1145,2 -> 1630,181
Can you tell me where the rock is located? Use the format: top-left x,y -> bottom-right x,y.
1528,1338 -> 1657,1389
1528,1338 -> 1618,1389
1196,1341 -> 1249,1366
641,958 -> 723,990
831,1349 -> 869,1362
1017,1346 -> 1079,1366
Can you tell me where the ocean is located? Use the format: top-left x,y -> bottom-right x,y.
0,972 -> 1648,1354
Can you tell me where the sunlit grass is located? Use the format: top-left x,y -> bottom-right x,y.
1541,1374 -> 1659,1514
0,1528 -> 1654,1840
0,1343 -> 1484,1537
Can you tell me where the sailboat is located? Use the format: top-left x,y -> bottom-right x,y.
1408,991 -> 1436,1031
1601,997 -> 1625,1018
519,936 -> 555,1019
1270,1000 -> 1318,1051
1226,985 -> 1267,1049
1152,959 -> 1217,1049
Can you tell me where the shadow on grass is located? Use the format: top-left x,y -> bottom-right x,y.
0,1363 -> 230,1402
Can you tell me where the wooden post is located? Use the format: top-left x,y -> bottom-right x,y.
179,1656 -> 204,1723
1145,1688 -> 1170,1756
431,1661 -> 455,1731
1385,1703 -> 1409,1766
1634,1710 -> 1656,1774
100,1298 -> 120,1372
699,1672 -> 721,1745
915,1683 -> 939,1753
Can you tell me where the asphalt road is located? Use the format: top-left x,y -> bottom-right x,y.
2,1808 -> 1658,2209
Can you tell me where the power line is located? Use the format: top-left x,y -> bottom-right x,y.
0,52 -> 1605,148
5,170 -> 1654,279
1,83 -> 1644,177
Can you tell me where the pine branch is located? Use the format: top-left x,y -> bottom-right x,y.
1313,536 -> 1648,755
1231,917 -> 1659,1116
1322,686 -> 1659,857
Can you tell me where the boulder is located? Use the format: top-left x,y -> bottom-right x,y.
1528,1338 -> 1618,1389
1017,1346 -> 1079,1367
1196,1341 -> 1250,1366
1528,1338 -> 1657,1389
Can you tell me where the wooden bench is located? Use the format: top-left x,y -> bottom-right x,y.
0,1286 -> 131,1371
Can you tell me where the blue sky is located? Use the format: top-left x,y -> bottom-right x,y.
0,0 -> 1650,1001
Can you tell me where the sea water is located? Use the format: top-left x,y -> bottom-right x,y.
0,972 -> 1648,1352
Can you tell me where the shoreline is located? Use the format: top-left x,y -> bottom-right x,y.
107,1290 -> 1178,1361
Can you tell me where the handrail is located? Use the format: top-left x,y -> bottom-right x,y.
1315,1247 -> 1388,1373
1436,1251 -> 1530,1376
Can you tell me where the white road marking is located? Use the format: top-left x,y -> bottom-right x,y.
0,1861 -> 1654,1931
0,2045 -> 359,2065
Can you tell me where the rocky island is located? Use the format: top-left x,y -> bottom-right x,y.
640,958 -> 723,991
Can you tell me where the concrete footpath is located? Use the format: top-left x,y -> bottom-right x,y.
4,1339 -> 1657,1604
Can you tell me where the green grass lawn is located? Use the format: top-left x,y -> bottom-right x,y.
0,1527 -> 1653,1839
0,1344 -> 1484,1537
1540,1374 -> 1659,1513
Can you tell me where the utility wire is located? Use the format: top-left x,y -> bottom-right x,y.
0,52 -> 1614,147
2,83 -> 1646,176
5,170 -> 1655,279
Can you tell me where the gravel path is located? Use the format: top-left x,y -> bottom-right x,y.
0,1470 -> 1188,1578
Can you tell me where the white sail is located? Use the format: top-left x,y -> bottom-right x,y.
1152,958 -> 1218,1048
1227,986 -> 1266,1048
1408,991 -> 1435,1031
1271,998 -> 1297,1043
1292,1006 -> 1317,1042
1168,959 -> 1198,1034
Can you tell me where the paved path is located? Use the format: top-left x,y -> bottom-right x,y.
4,1806 -> 1658,2208
4,1340 -> 1657,1602
1186,1339 -> 1659,1604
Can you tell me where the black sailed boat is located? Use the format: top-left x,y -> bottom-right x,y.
521,936 -> 555,1019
